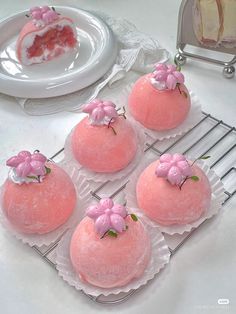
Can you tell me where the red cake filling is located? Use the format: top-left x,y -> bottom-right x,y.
27,25 -> 76,58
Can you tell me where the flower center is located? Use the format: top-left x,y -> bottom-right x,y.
105,208 -> 112,215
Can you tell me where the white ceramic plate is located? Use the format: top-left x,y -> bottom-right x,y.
0,6 -> 117,98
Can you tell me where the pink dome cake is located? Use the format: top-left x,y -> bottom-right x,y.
17,6 -> 77,65
71,99 -> 138,173
136,154 -> 211,225
1,150 -> 76,234
128,63 -> 191,131
70,198 -> 151,288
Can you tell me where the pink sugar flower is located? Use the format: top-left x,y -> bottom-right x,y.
6,150 -> 48,178
86,198 -> 128,236
152,63 -> 185,90
83,99 -> 118,125
155,153 -> 192,185
29,6 -> 58,25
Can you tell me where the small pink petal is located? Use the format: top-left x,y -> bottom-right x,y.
31,152 -> 47,163
43,10 -> 58,22
42,12 -> 51,23
31,11 -> 42,20
155,162 -> 171,177
173,71 -> 185,84
110,214 -> 126,233
155,63 -> 167,71
91,107 -> 105,122
16,162 -> 32,177
167,166 -> 182,185
6,156 -> 23,167
83,102 -> 98,114
177,161 -> 192,177
102,101 -> 116,108
160,154 -> 172,163
86,204 -> 104,219
173,153 -> 186,162
154,70 -> 168,81
17,151 -> 31,159
30,160 -> 46,176
166,74 -> 177,90
167,65 -> 176,73
103,106 -> 118,118
111,204 -> 127,217
94,214 -> 111,236
91,99 -> 102,105
100,198 -> 114,209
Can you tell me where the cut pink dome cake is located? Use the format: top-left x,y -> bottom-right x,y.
71,100 -> 138,173
70,198 -> 151,288
1,150 -> 76,234
136,154 -> 211,225
17,6 -> 77,65
128,63 -> 191,131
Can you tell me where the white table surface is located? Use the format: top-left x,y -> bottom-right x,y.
0,1 -> 235,314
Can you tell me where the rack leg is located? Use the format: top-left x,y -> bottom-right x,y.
223,66 -> 235,79
174,52 -> 187,66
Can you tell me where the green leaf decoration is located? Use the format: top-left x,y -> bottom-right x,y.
26,175 -> 38,180
190,175 -> 199,182
107,230 -> 118,238
200,155 -> 211,160
45,166 -> 51,174
130,213 -> 138,221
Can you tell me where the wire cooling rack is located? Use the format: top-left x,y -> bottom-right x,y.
32,111 -> 236,304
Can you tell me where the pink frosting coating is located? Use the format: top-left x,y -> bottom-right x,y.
86,198 -> 128,236
83,99 -> 118,125
136,160 -> 211,225
155,153 -> 192,185
71,116 -> 137,173
2,163 -> 76,234
6,150 -> 48,178
128,74 -> 190,131
151,63 -> 185,90
70,216 -> 151,288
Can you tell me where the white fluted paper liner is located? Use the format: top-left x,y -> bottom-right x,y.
124,156 -> 225,235
63,118 -> 146,182
112,85 -> 202,141
0,162 -> 91,247
56,208 -> 170,296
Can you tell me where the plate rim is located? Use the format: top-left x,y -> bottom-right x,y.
0,6 -> 118,98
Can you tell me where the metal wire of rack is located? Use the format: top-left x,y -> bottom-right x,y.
32,111 -> 236,304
